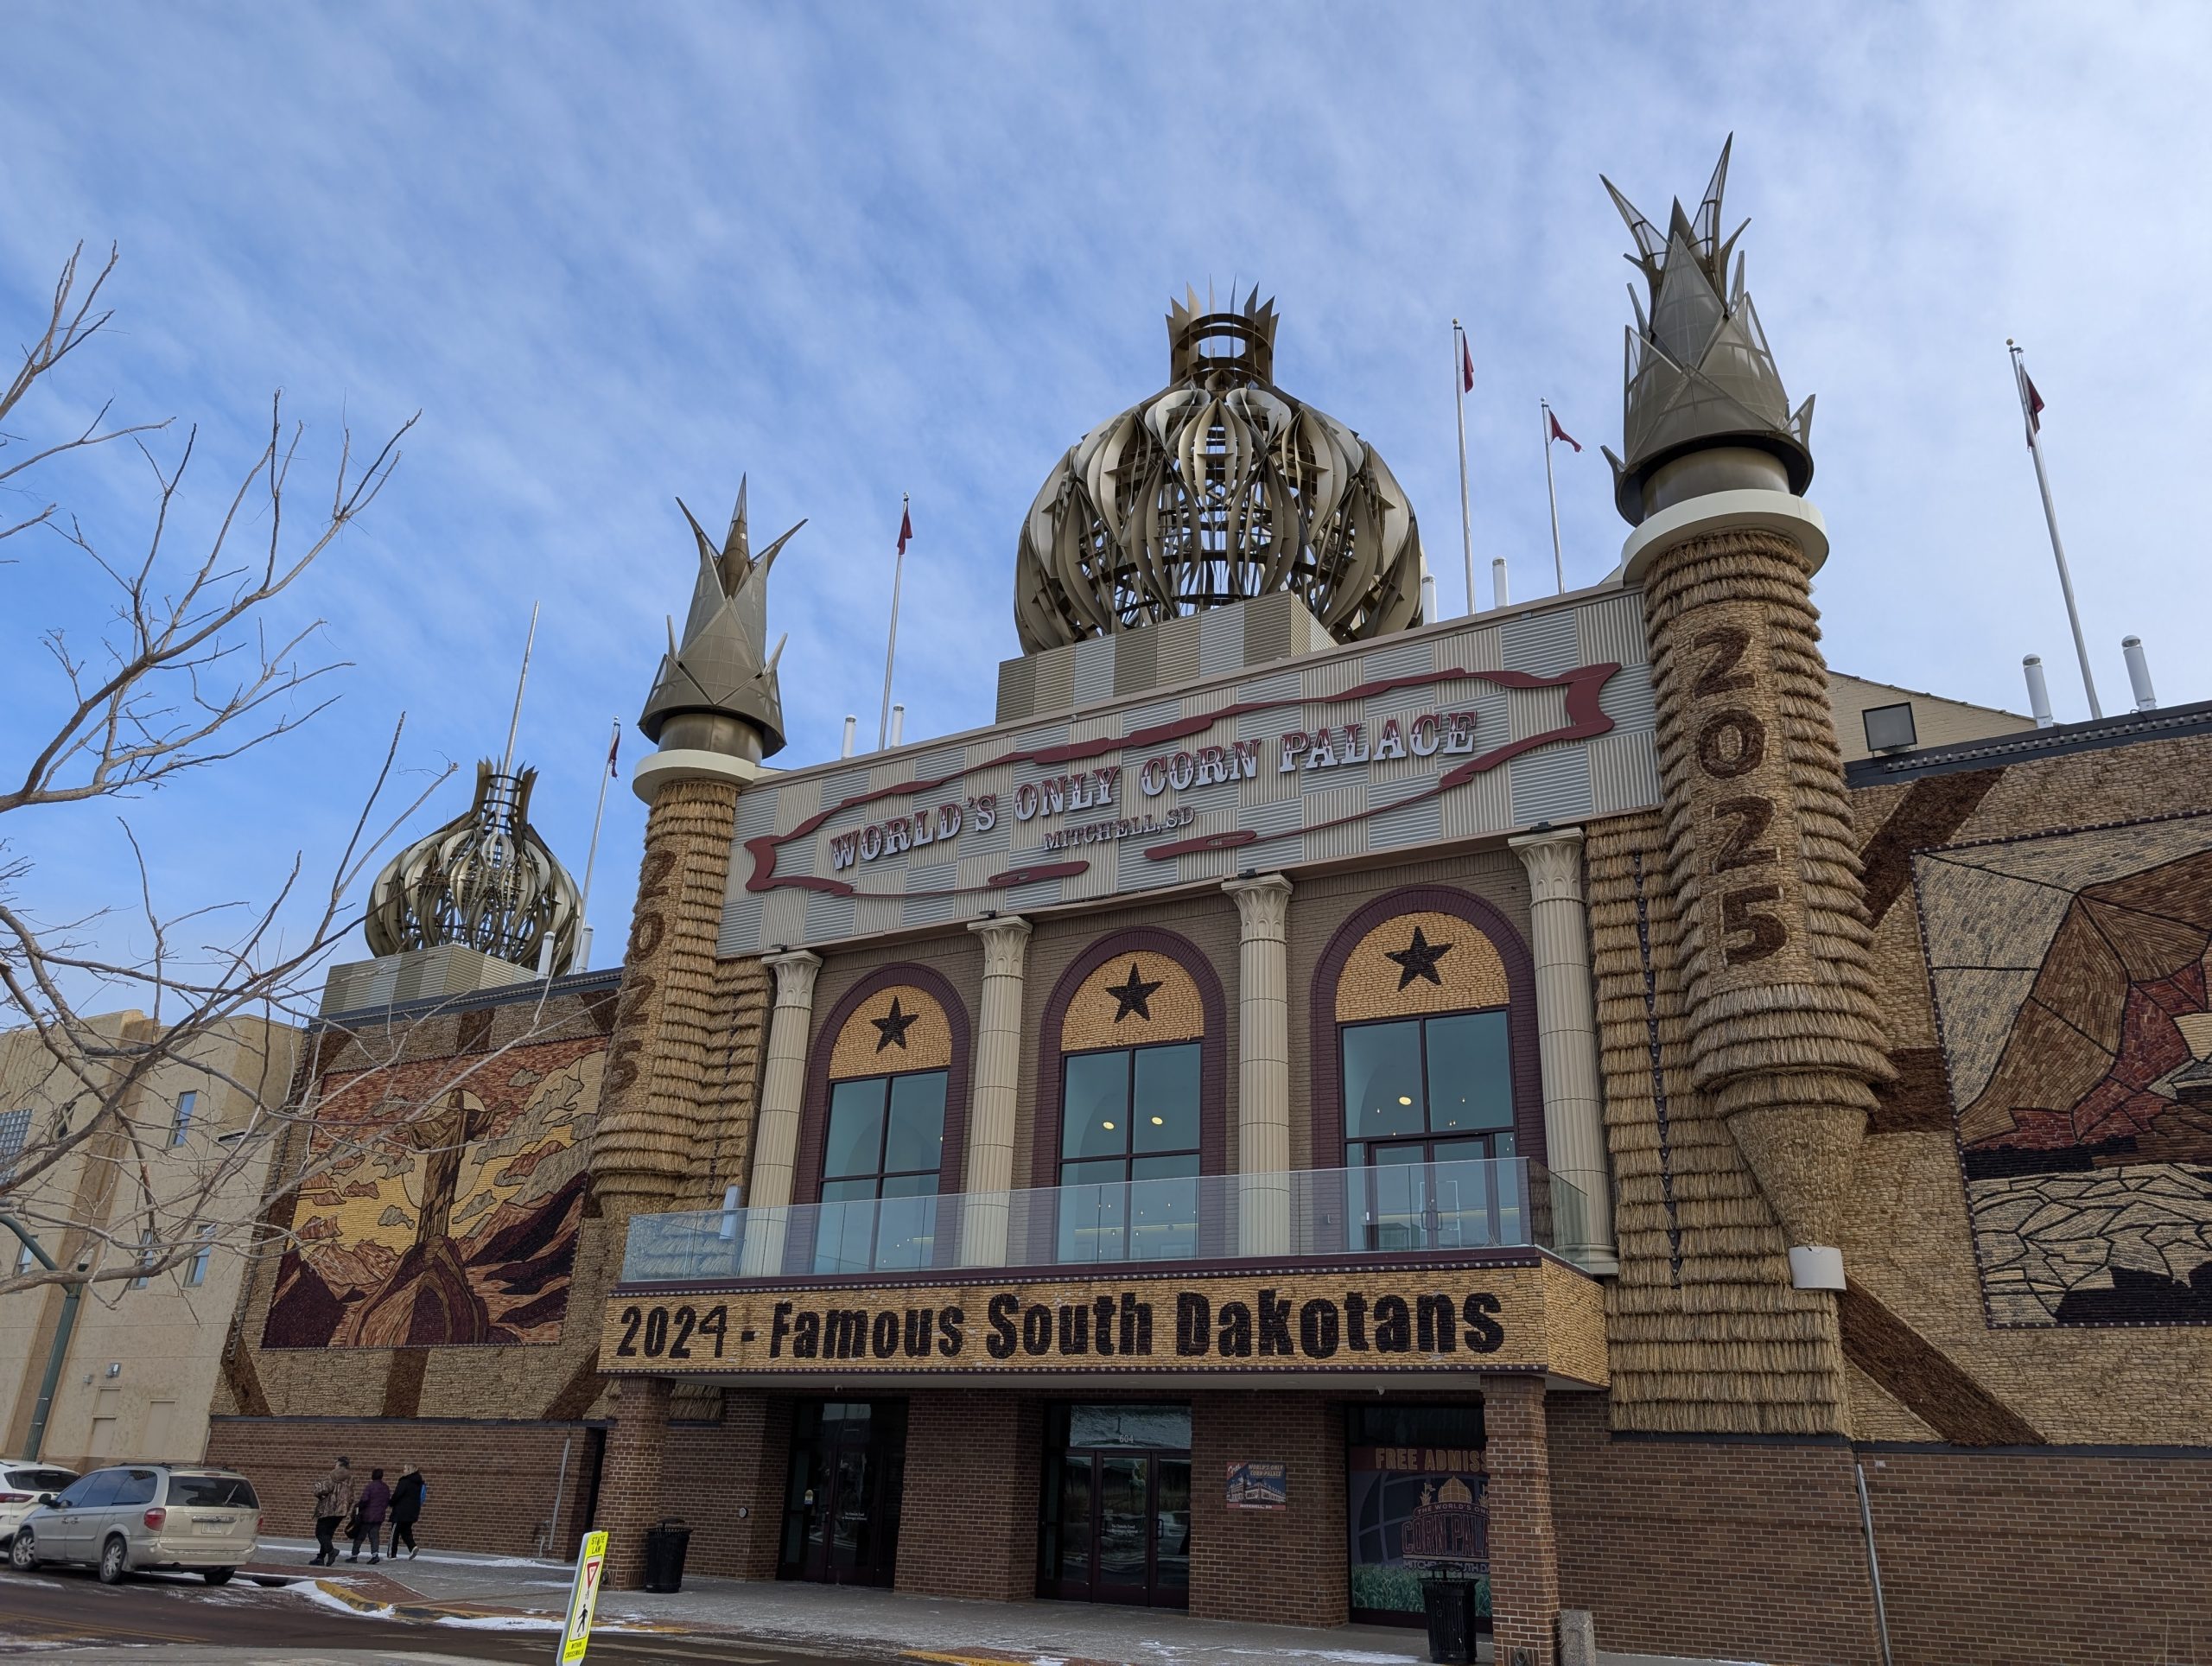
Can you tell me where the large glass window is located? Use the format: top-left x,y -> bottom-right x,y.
815,1071 -> 947,1273
1341,1010 -> 1516,1250
1058,1042 -> 1200,1264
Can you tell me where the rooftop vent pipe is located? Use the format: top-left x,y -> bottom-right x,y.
1491,556 -> 1510,608
2022,655 -> 2054,728
889,703 -> 906,747
2122,636 -> 2158,712
841,715 -> 857,758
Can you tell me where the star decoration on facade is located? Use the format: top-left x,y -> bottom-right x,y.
1385,925 -> 1455,990
1106,962 -> 1165,1023
871,996 -> 919,1052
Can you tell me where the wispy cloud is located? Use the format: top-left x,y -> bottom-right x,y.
2,2 -> 2204,975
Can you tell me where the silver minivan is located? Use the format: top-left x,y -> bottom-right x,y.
7,1465 -> 260,1585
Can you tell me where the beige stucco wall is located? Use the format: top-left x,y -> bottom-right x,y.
1828,670 -> 2035,763
0,1014 -> 296,1466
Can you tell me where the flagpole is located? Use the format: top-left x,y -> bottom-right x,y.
573,716 -> 620,971
877,493 -> 909,751
500,601 -> 540,779
1453,320 -> 1475,615
1541,400 -> 1565,595
2008,341 -> 2101,720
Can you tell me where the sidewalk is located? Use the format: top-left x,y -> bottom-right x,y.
253,1538 -> 1764,1666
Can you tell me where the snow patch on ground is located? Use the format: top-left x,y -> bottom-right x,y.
434,1614 -> 563,1632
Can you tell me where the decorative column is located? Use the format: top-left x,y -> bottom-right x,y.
598,1375 -> 672,1590
959,916 -> 1031,1268
1483,1373 -> 1561,1666
741,948 -> 821,1275
1508,829 -> 1617,1274
1222,874 -> 1293,1256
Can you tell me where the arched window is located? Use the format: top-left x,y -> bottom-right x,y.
1034,930 -> 1225,1265
1311,887 -> 1545,1251
798,968 -> 970,1273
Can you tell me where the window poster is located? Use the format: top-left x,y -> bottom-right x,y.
1225,1459 -> 1287,1509
1345,1405 -> 1488,1626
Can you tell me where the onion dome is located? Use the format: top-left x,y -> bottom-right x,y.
1600,137 -> 1816,525
1015,289 -> 1423,653
364,761 -> 582,975
639,478 -> 799,761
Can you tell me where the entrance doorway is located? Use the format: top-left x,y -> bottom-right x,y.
1039,1403 -> 1190,1608
779,1401 -> 906,1587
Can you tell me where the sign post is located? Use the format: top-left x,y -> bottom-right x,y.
556,1529 -> 608,1663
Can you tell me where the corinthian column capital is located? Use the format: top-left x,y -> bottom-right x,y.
762,949 -> 823,1009
966,914 -> 1033,976
1509,827 -> 1587,905
1221,872 -> 1294,939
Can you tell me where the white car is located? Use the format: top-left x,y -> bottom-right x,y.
8,1465 -> 260,1585
0,1460 -> 78,1547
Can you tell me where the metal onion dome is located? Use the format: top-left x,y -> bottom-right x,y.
363,760 -> 582,975
1599,136 -> 1816,525
1014,289 -> 1424,653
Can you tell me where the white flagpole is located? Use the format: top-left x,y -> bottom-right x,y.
2008,341 -> 2101,720
1541,400 -> 1565,595
573,715 -> 620,970
1453,320 -> 1475,615
499,601 -> 540,779
877,493 -> 909,751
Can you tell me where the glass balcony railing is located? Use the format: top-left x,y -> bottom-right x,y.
620,1157 -> 1589,1284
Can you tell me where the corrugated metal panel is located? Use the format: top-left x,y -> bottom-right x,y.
1198,607 -> 1243,678
1361,637 -> 1436,681
717,892 -> 764,958
899,862 -> 957,929
1508,683 -> 1569,743
1071,636 -> 1117,708
1577,591 -> 1650,667
1001,873 -> 1065,914
1120,698 -> 1182,738
804,891 -> 856,943
1302,781 -> 1370,861
1500,607 -> 1582,677
1117,838 -> 1178,891
1156,616 -> 1201,686
1587,731 -> 1662,815
1440,765 -> 1512,839
1369,783 -> 1443,849
1509,747 -> 1596,825
734,790 -> 780,839
1599,662 -> 1657,732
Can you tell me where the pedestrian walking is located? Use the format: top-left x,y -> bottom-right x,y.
309,1456 -> 352,1567
389,1464 -> 426,1559
349,1467 -> 391,1562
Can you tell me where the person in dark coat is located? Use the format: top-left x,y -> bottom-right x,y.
389,1465 -> 426,1559
349,1467 -> 391,1563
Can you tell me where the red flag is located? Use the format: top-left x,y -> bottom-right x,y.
1547,410 -> 1583,453
2024,375 -> 2045,447
897,502 -> 913,556
1459,332 -> 1475,394
606,726 -> 620,773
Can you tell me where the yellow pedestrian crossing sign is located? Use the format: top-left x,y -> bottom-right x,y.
558,1530 -> 608,1663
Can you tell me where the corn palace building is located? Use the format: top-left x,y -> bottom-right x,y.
208,149 -> 2212,1666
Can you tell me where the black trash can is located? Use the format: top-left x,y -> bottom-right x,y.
640,1518 -> 691,1593
1420,1575 -> 1477,1664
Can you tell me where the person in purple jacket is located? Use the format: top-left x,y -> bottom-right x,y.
348,1467 -> 391,1563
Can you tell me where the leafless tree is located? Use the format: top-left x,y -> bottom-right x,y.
0,245 -> 584,1309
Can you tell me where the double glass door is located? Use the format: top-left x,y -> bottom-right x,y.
779,1401 -> 906,1587
1039,1404 -> 1190,1608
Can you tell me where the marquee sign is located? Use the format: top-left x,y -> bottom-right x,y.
720,592 -> 1660,955
598,1258 -> 1607,1386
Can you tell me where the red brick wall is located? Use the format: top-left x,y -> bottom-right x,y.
1484,1375 -> 1560,1666
598,1377 -> 671,1589
1556,1394 -> 2212,1666
1858,1445 -> 2212,1666
896,1390 -> 1043,1600
1190,1390 -> 1346,1626
664,1393 -> 791,1581
206,1415 -> 599,1556
1550,1396 -> 1883,1665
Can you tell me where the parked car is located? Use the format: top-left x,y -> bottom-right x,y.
8,1465 -> 260,1585
0,1460 -> 79,1547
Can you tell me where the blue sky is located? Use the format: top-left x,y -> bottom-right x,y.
3,3 -> 2207,989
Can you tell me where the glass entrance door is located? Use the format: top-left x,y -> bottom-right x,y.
779,1401 -> 906,1587
1039,1404 -> 1190,1608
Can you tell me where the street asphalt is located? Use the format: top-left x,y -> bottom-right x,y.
0,1560 -> 887,1664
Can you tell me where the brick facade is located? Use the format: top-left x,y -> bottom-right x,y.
895,1390 -> 1044,1599
663,1391 -> 790,1580
1189,1390 -> 1347,1626
1484,1374 -> 1560,1666
598,1377 -> 671,1589
204,1415 -> 600,1556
